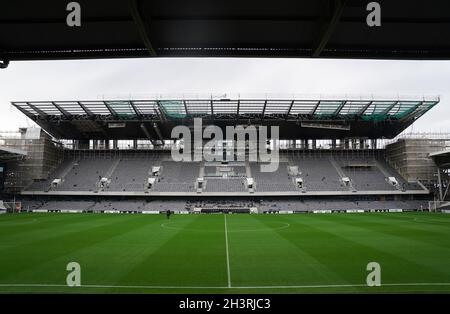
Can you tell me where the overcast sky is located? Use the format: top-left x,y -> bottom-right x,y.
0,57 -> 449,134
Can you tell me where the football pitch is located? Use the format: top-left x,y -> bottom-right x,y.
0,212 -> 450,294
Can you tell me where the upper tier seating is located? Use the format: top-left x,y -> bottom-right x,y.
250,162 -> 297,192
152,161 -> 199,192
107,159 -> 153,191
23,153 -> 425,193
335,157 -> 396,191
292,157 -> 348,191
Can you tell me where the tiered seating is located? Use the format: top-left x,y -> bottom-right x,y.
376,159 -> 423,190
250,162 -> 297,191
54,158 -> 113,191
152,161 -> 199,192
144,200 -> 189,211
107,159 -> 152,191
205,178 -> 247,192
336,158 -> 395,191
259,199 -> 428,212
293,157 -> 347,191
23,153 -> 425,194
27,158 -> 75,191
38,200 -> 95,211
21,200 -> 46,210
90,200 -> 146,211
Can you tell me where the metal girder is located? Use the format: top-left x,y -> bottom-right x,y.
261,100 -> 268,120
236,99 -> 241,121
333,101 -> 347,116
78,102 -> 94,116
183,100 -> 189,116
311,100 -> 321,115
52,102 -> 71,117
381,101 -> 400,115
129,0 -> 157,57
410,101 -> 439,122
140,123 -> 155,145
27,103 -> 48,117
11,103 -> 36,119
285,100 -> 295,120
152,122 -> 164,142
210,99 -> 214,118
358,101 -> 373,116
312,0 -> 347,57
155,101 -> 166,122
103,102 -> 117,117
128,101 -> 141,116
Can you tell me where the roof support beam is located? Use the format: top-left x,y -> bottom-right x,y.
155,101 -> 167,122
78,102 -> 94,116
312,0 -> 346,57
210,98 -> 214,118
285,100 -> 295,120
382,101 -> 400,115
152,122 -> 164,143
129,0 -> 157,57
183,100 -> 189,116
358,101 -> 373,116
129,101 -> 141,117
140,123 -> 156,145
27,103 -> 49,117
103,102 -> 117,117
311,100 -> 321,116
261,100 -> 268,121
11,102 -> 37,119
52,102 -> 71,117
333,101 -> 347,116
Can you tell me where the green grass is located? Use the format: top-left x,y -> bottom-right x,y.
0,212 -> 450,293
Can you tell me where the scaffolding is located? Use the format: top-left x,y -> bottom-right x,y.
1,128 -> 63,193
385,137 -> 450,188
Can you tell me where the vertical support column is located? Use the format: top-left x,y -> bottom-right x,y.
113,140 -> 118,150
344,139 -> 350,150
301,139 -> 307,149
76,139 -> 89,150
437,167 -> 443,201
359,139 -> 365,149
371,139 -> 377,149
133,139 -> 138,149
331,139 -> 337,149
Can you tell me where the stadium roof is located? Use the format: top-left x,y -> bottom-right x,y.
1,0 -> 450,66
0,146 -> 27,162
430,149 -> 450,168
12,96 -> 439,140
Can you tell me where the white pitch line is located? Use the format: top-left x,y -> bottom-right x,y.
1,283 -> 450,290
224,213 -> 231,288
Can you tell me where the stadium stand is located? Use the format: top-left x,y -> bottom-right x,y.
152,161 -> 199,192
22,153 -> 427,194
107,158 -> 153,191
2,95 -> 440,214
335,157 -> 396,191
251,162 -> 297,192
205,178 -> 247,193
259,199 -> 429,212
54,158 -> 113,191
292,157 -> 348,191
